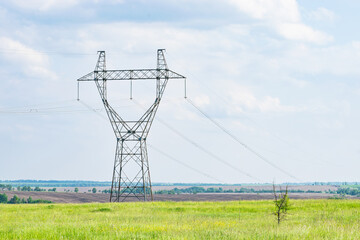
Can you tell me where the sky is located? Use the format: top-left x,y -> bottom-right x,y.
0,0 -> 359,184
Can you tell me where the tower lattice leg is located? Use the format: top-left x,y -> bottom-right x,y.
110,139 -> 153,202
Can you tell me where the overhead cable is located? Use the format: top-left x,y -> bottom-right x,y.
133,99 -> 260,182
77,99 -> 108,120
186,98 -> 301,182
148,143 -> 224,183
192,81 -> 338,168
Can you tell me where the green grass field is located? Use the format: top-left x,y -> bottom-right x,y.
0,199 -> 359,239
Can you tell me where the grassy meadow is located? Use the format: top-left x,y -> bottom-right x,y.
0,199 -> 359,239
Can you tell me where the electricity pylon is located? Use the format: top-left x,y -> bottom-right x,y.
77,49 -> 186,202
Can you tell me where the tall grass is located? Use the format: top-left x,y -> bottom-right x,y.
0,199 -> 359,239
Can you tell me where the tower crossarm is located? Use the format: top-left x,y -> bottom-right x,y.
77,69 -> 185,81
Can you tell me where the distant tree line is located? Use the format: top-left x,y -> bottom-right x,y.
0,184 -> 13,191
1,184 -> 57,192
1,180 -> 359,188
154,187 -> 323,195
15,186 -> 57,192
0,180 -> 111,187
98,188 -> 151,194
0,193 -> 52,204
336,187 -> 360,196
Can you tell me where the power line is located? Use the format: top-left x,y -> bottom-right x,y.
148,144 -> 224,183
193,80 -> 338,168
0,99 -> 77,110
0,100 -> 106,115
132,99 -> 260,182
0,109 -> 98,114
77,99 -> 108,121
186,98 -> 301,182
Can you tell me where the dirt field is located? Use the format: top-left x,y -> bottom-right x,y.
43,184 -> 340,194
1,190 -> 354,203
1,184 -> 351,203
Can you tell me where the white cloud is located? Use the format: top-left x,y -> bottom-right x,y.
228,0 -> 300,22
280,43 -> 360,75
10,0 -> 123,11
0,7 -> 9,22
318,119 -> 344,130
0,37 -> 56,79
275,23 -> 333,44
308,7 -> 335,22
352,41 -> 360,52
228,85 -> 301,113
227,0 -> 332,44
0,37 -> 44,64
193,95 -> 210,107
161,100 -> 200,121
283,76 -> 308,88
10,0 -> 80,11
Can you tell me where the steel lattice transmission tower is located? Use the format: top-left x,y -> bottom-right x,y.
77,49 -> 186,202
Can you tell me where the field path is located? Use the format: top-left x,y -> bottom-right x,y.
0,191 -> 349,203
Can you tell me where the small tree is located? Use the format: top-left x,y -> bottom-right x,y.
273,184 -> 289,225
74,188 -> 79,193
92,188 -> 97,194
21,186 -> 31,191
8,195 -> 20,204
48,188 -> 56,192
0,193 -> 8,203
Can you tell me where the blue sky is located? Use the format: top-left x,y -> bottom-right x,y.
0,0 -> 359,183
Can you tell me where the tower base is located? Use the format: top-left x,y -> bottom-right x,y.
110,139 -> 153,202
